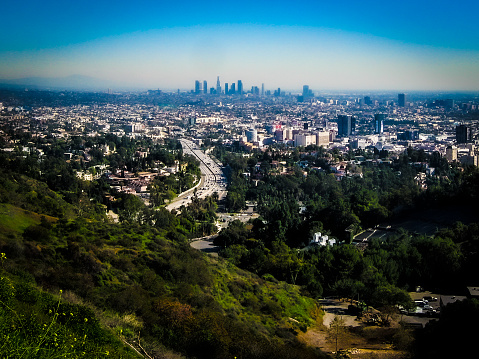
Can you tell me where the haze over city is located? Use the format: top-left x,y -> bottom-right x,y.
1,0 -> 479,91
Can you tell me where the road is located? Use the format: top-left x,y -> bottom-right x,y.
166,138 -> 228,211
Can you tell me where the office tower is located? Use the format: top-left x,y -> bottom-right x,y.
216,76 -> 221,94
195,80 -> 201,94
337,115 -> 353,136
456,124 -> 473,143
246,128 -> 258,143
230,83 -> 236,94
274,88 -> 281,97
364,96 -> 372,105
398,130 -> 419,141
225,83 -> 228,95
316,131 -> 330,147
261,83 -> 264,96
203,80 -> 207,94
237,80 -> 243,95
374,114 -> 386,134
274,129 -> 284,141
445,146 -> 458,162
398,93 -> 406,107
303,85 -> 309,98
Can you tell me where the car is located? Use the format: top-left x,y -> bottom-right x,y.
415,300 -> 428,307
423,296 -> 438,302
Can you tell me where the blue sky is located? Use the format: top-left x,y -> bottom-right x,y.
1,0 -> 478,91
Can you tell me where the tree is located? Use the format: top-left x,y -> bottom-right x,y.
327,316 -> 349,356
370,284 -> 414,325
118,194 -> 144,223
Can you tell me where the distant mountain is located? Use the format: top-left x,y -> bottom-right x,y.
0,75 -> 117,91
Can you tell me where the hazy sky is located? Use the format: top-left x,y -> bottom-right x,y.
1,0 -> 478,91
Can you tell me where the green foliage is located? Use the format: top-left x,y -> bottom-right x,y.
0,274 -> 137,358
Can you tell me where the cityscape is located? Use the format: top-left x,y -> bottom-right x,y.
1,0 -> 479,358
0,83 -> 478,357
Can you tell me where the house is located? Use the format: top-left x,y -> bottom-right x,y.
467,286 -> 479,299
309,232 -> 336,247
440,295 -> 467,308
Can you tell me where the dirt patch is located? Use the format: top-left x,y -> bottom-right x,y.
299,325 -> 408,358
300,299 -> 410,358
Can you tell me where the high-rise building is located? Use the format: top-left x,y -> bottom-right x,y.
364,96 -> 372,105
398,130 -> 419,141
261,83 -> 264,96
316,132 -> 330,147
294,134 -> 315,147
203,80 -> 207,94
398,93 -> 406,107
445,146 -> 458,162
337,115 -> 353,136
374,114 -> 386,134
216,76 -> 221,94
230,83 -> 236,94
456,124 -> 473,143
246,128 -> 258,143
225,83 -> 228,95
195,80 -> 201,94
237,80 -> 243,95
303,85 -> 309,98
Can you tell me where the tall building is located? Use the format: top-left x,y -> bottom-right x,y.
337,115 -> 353,136
456,124 -> 473,143
246,128 -> 258,143
398,93 -> 406,107
364,96 -> 372,105
303,85 -> 309,98
224,83 -> 228,95
261,83 -> 264,96
230,83 -> 236,94
294,133 -> 315,147
237,80 -> 243,95
216,76 -> 221,94
316,132 -> 330,147
203,80 -> 207,94
374,114 -> 386,134
445,146 -> 458,162
195,80 -> 201,94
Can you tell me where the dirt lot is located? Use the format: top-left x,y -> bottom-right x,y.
299,299 -> 411,358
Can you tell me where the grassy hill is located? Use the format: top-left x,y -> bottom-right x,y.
0,173 -> 327,358
0,203 -> 57,233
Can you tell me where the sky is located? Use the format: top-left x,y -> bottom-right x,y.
1,0 -> 478,92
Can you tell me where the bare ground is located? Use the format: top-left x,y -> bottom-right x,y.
299,299 -> 410,358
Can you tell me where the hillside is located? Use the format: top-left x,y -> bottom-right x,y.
0,173 -> 326,358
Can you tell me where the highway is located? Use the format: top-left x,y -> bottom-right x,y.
165,138 -> 227,211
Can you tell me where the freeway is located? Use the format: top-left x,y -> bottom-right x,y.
165,138 -> 227,211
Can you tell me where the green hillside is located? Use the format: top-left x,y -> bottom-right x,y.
0,173 -> 325,359
0,202 -> 59,235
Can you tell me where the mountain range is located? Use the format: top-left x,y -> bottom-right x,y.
0,75 -> 118,91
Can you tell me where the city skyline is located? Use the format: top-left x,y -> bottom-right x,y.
1,0 -> 479,91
